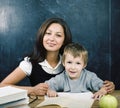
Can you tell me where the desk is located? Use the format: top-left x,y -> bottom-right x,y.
7,90 -> 120,108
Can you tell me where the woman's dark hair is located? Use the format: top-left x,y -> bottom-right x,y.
29,17 -> 72,64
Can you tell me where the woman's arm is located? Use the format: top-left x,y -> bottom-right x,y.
1,67 -> 27,85
0,67 -> 48,95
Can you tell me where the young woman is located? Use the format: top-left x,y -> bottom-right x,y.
0,18 -> 72,95
0,18 -> 115,96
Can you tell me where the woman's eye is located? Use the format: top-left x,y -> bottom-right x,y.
56,34 -> 62,37
45,32 -> 51,35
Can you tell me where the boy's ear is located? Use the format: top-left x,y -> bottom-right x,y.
83,64 -> 87,68
62,62 -> 65,66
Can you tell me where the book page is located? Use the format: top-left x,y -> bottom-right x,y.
37,92 -> 94,108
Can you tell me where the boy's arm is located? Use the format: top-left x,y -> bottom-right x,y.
45,73 -> 64,91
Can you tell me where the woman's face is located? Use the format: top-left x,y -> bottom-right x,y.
43,23 -> 65,53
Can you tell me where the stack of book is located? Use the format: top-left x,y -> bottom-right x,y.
0,86 -> 29,108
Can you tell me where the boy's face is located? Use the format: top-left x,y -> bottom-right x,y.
63,53 -> 86,80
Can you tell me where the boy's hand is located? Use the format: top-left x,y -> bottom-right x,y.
47,89 -> 58,97
92,87 -> 107,100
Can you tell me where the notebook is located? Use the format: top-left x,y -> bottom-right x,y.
0,86 -> 28,105
37,92 -> 94,108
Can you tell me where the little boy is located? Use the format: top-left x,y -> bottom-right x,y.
45,43 -> 107,100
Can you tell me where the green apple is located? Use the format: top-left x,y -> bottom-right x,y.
99,94 -> 118,108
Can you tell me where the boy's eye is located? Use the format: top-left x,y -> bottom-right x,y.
67,61 -> 72,64
76,62 -> 80,65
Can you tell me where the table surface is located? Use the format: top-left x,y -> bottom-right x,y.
6,90 -> 120,108
91,90 -> 120,108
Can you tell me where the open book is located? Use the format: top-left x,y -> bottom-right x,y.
37,92 -> 94,108
0,86 -> 28,105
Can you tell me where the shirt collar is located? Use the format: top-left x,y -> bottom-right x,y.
39,55 -> 62,70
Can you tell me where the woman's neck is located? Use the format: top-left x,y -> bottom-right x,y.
46,52 -> 60,68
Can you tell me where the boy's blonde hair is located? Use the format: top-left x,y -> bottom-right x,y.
62,43 -> 88,66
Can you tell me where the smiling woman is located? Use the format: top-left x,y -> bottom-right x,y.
0,17 -> 72,96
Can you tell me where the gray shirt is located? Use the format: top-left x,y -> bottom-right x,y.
45,69 -> 103,93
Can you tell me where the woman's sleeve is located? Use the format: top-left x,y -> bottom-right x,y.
19,57 -> 32,76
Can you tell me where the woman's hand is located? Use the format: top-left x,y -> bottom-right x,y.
30,83 -> 49,96
103,80 -> 115,93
